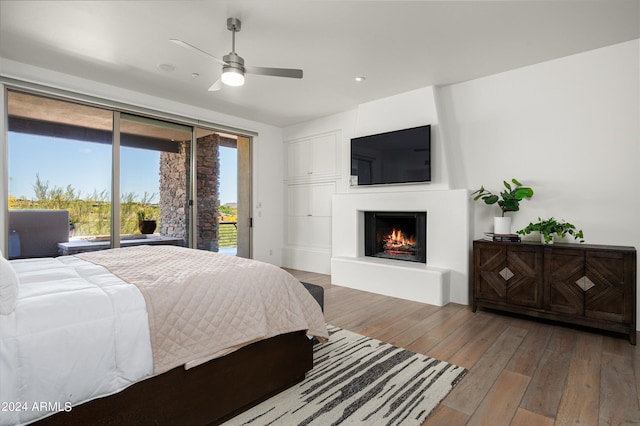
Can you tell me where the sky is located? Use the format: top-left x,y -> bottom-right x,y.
8,132 -> 238,205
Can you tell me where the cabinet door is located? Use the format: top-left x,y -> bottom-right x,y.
474,242 -> 543,307
474,243 -> 508,303
545,248 -> 585,316
584,251 -> 633,324
285,133 -> 338,180
287,184 -> 311,216
286,141 -> 311,179
308,182 -> 334,217
287,182 -> 334,217
286,182 -> 334,249
287,216 -> 331,248
506,245 -> 543,308
309,134 -> 337,177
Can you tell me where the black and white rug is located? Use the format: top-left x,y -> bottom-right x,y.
223,325 -> 467,426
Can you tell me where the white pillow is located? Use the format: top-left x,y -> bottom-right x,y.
0,255 -> 19,315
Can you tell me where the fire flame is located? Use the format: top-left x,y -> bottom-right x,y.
384,228 -> 416,249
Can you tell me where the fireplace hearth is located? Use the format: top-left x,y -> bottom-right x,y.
364,211 -> 426,263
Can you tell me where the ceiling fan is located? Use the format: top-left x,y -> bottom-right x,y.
171,17 -> 303,91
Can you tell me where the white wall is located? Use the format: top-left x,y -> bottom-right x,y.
437,39 -> 640,325
352,86 -> 450,191
437,39 -> 639,248
0,59 -> 286,265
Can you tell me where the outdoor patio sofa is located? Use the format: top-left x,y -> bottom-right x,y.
8,209 -> 69,259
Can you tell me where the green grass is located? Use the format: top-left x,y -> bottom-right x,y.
10,176 -> 238,245
218,223 -> 237,247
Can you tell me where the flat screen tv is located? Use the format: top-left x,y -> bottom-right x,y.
350,124 -> 431,186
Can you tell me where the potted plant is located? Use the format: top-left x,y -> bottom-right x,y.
137,211 -> 157,235
517,217 -> 584,244
69,215 -> 80,237
471,178 -> 534,234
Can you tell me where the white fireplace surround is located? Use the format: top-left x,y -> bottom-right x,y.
331,189 -> 469,306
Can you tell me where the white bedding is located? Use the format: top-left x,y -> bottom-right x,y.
0,256 -> 153,426
1,249 -> 327,425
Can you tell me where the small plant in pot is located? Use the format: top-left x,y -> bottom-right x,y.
471,178 -> 534,234
517,217 -> 584,244
137,211 -> 157,235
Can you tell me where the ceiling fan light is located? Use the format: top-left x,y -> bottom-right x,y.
221,67 -> 245,86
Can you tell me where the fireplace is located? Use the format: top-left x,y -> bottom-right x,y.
364,211 -> 427,263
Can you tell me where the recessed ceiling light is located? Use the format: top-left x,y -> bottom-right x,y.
191,73 -> 200,78
157,63 -> 175,72
355,76 -> 366,82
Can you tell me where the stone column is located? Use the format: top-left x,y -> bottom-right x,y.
159,133 -> 234,250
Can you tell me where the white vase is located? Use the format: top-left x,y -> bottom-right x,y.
541,234 -> 554,244
494,217 -> 512,235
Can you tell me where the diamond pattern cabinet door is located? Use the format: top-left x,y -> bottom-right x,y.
584,251 -> 633,324
545,248 -> 585,316
505,246 -> 543,308
474,242 -> 507,303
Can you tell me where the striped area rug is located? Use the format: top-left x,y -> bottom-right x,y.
224,325 -> 467,426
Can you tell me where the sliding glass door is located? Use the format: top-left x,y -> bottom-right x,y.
5,89 -> 252,258
120,113 -> 191,247
193,129 -> 252,258
236,135 -> 252,258
7,90 -> 113,258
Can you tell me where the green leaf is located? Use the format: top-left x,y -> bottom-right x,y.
501,191 -> 514,201
503,180 -> 512,191
471,186 -> 484,196
511,178 -> 522,186
502,200 -> 519,211
483,194 -> 499,204
513,187 -> 534,200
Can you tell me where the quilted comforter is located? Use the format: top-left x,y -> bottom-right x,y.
77,245 -> 328,374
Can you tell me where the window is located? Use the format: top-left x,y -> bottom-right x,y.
7,91 -> 113,258
119,113 -> 191,246
5,88 -> 250,258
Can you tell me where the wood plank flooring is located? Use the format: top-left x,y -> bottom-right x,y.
286,269 -> 640,425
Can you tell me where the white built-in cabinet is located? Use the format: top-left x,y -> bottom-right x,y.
286,182 -> 334,249
286,132 -> 338,180
283,131 -> 340,274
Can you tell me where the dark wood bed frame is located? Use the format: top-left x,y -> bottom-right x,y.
34,331 -> 313,425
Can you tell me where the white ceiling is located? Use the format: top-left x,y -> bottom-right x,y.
1,1 -> 638,128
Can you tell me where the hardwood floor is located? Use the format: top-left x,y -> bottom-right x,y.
286,269 -> 640,426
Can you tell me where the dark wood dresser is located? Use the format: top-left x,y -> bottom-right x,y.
472,240 -> 637,344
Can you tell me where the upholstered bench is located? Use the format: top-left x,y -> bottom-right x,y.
302,282 -> 324,312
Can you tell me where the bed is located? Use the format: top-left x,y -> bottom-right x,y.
0,245 -> 328,425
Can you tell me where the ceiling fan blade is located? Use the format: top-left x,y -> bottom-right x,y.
245,66 -> 303,79
208,79 -> 223,91
170,38 -> 227,66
